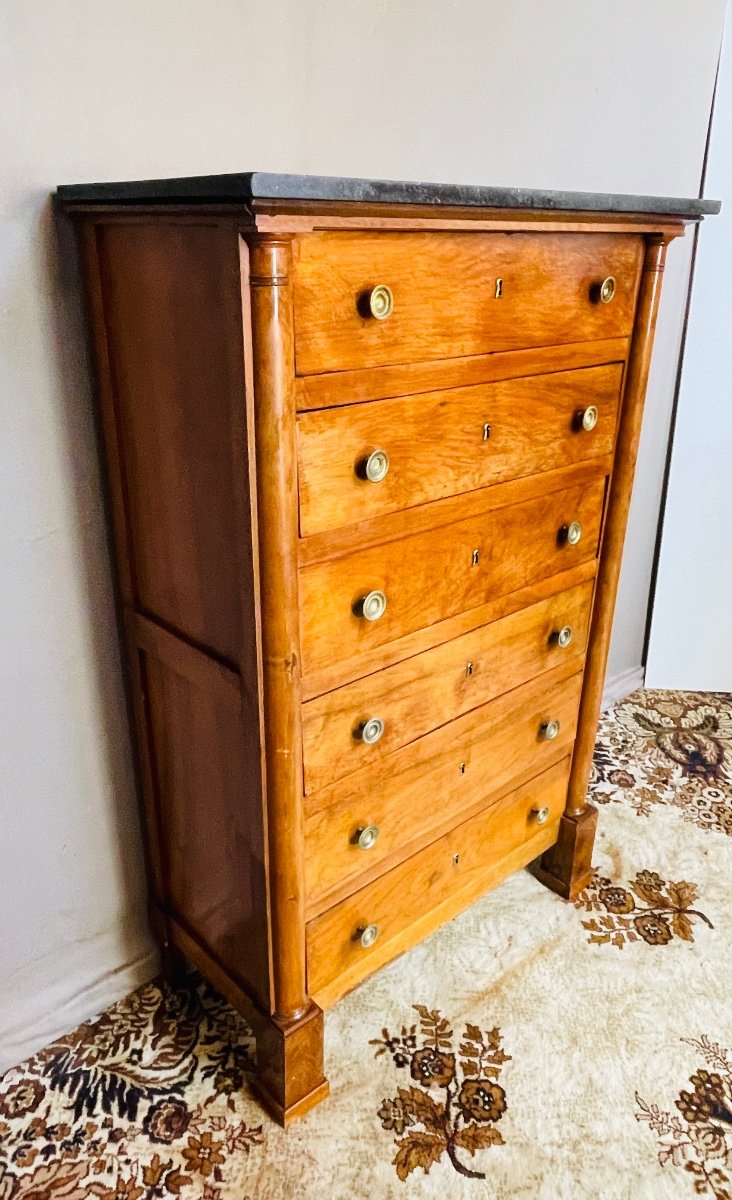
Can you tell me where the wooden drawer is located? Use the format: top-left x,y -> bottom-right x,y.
302,579 -> 592,794
297,363 -> 622,537
305,666 -> 582,911
292,231 -> 642,375
306,758 -> 571,1006
300,475 -> 605,685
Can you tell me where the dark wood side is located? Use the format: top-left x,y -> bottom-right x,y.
72,217 -> 272,1009
534,233 -> 671,900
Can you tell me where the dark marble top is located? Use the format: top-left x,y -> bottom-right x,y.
55,171 -> 720,217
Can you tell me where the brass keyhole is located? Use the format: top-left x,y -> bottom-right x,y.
495,278 -> 503,299
453,853 -> 460,866
471,548 -> 480,566
465,662 -> 474,677
459,762 -> 466,775
482,422 -> 491,441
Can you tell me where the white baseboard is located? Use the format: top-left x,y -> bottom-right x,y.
0,946 -> 160,1077
601,664 -> 645,710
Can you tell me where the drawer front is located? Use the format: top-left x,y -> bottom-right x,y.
302,579 -> 593,794
306,758 -> 570,1004
298,363 -> 622,537
293,231 -> 641,375
304,668 -> 582,910
300,476 -> 605,684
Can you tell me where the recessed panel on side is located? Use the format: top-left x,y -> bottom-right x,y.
141,651 -> 270,1008
96,224 -> 246,664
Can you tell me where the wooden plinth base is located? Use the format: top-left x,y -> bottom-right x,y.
253,1002 -> 328,1126
531,803 -> 598,901
151,909 -> 328,1126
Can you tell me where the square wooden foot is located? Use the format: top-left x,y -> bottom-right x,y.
253,1003 -> 329,1126
531,803 -> 598,901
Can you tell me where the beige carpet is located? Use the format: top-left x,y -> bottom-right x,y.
1,689 -> 731,1200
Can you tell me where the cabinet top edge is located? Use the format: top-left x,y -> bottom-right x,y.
54,170 -> 720,219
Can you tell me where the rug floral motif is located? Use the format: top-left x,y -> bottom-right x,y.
574,868 -> 714,948
1,686 -> 731,1199
636,1036 -> 732,1199
371,1006 -> 510,1180
592,689 -> 732,832
0,979 -> 261,1199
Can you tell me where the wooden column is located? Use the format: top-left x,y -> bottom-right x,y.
245,234 -> 328,1122
535,234 -> 670,900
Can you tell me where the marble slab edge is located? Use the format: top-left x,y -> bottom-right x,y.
55,171 -> 721,217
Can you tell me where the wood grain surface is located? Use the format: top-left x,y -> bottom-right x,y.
300,476 -> 606,682
302,579 -> 592,793
297,363 -> 622,536
292,231 -> 642,373
306,759 -> 571,1005
304,666 -> 583,912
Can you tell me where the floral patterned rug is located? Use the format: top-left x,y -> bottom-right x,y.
1,688 -> 731,1200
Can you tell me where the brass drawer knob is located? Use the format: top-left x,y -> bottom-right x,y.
360,448 -> 390,483
358,590 -> 387,621
575,405 -> 598,432
539,719 -> 561,741
357,716 -> 385,744
550,625 -> 574,649
559,520 -> 583,547
532,805 -> 551,825
599,276 -> 616,303
591,276 -> 616,304
367,284 -> 394,320
358,923 -> 380,948
355,824 -> 380,851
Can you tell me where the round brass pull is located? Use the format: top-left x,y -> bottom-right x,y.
559,521 -> 583,547
532,805 -> 551,825
358,590 -> 387,621
355,825 -> 380,851
360,449 -> 390,483
539,719 -> 561,742
357,717 -> 385,745
591,276 -> 616,304
550,625 -> 574,649
599,276 -> 616,303
575,405 -> 598,432
367,284 -> 394,320
358,923 -> 380,948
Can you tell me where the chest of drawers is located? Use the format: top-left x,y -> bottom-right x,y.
57,171 -> 716,1125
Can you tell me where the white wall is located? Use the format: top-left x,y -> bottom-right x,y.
647,12 -> 732,690
0,0 -> 725,1071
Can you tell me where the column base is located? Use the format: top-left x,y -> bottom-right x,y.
531,803 -> 598,901
253,1003 -> 329,1126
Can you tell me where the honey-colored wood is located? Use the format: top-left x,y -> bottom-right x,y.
243,234 -> 328,1117
306,759 -> 571,1006
537,234 -> 671,899
298,454 -> 613,570
292,231 -> 642,374
254,199 -> 687,237
298,364 -> 622,536
63,179 -> 692,1125
302,579 -> 592,794
295,337 -> 629,411
300,475 -> 606,684
246,238 -> 308,1017
167,915 -> 328,1124
302,559 -> 598,702
305,666 -> 583,912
